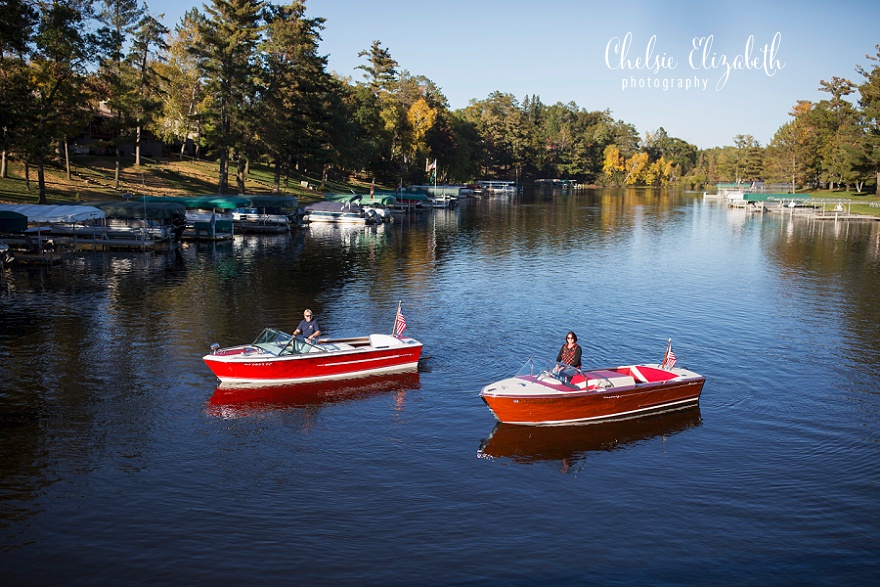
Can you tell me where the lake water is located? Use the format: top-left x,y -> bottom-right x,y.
2,189 -> 879,585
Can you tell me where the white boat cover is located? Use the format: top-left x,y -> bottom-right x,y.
0,204 -> 105,223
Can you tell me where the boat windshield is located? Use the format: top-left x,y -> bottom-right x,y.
251,328 -> 323,355
516,357 -> 586,387
252,328 -> 292,347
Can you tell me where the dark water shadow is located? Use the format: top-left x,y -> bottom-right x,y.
206,370 -> 421,419
478,406 -> 702,466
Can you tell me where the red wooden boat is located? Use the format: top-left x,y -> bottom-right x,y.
480,356 -> 705,426
203,327 -> 422,385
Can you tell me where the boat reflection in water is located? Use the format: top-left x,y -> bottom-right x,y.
478,407 -> 702,470
306,220 -> 388,247
207,370 -> 421,420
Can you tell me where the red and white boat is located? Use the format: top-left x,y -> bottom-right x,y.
480,354 -> 705,426
203,327 -> 422,386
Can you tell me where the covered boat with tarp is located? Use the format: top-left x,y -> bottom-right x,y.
141,194 -> 250,210
303,195 -> 378,225
0,210 -> 27,266
324,193 -> 395,222
231,194 -> 300,233
403,186 -> 458,207
92,201 -> 187,242
0,204 -> 105,253
393,190 -> 430,210
0,203 -> 105,224
139,195 -> 245,240
6,201 -> 186,247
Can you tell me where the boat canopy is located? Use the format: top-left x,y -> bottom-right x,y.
140,195 -> 251,210
92,201 -> 187,219
0,210 -> 28,233
0,204 -> 104,223
395,191 -> 429,202
240,195 -> 298,209
406,185 -> 461,197
324,193 -> 397,206
747,193 -> 811,202
305,200 -> 362,212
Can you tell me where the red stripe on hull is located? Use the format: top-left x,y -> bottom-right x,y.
204,345 -> 423,384
482,379 -> 705,425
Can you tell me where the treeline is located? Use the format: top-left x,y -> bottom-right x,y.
2,1 -> 879,204
761,53 -> 880,193
692,48 -> 880,195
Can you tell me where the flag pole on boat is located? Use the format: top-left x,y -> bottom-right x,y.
662,338 -> 676,370
392,301 -> 407,337
392,300 -> 401,335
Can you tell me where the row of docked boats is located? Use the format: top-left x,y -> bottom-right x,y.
0,178 -> 520,257
0,195 -> 304,256
301,188 -> 459,226
0,187 -> 456,261
309,181 -> 523,221
202,306 -> 706,428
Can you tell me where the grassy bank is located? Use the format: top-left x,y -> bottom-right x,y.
3,160 -> 880,218
795,188 -> 880,217
0,156 -> 379,206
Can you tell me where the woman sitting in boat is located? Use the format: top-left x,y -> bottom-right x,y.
293,309 -> 322,343
554,331 -> 582,384
557,331 -> 582,368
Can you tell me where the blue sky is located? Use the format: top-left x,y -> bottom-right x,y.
147,0 -> 880,149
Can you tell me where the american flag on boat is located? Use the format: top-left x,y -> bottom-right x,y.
660,338 -> 675,371
393,303 -> 407,337
662,339 -> 676,370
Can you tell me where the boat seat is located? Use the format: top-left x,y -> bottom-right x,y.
626,365 -> 679,383
570,373 -> 588,389
629,365 -> 650,384
320,342 -> 354,351
588,370 -> 636,389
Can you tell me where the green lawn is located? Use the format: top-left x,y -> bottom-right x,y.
0,156 -> 379,205
797,189 -> 880,217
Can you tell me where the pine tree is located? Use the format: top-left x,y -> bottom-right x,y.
857,44 -> 880,192
21,0 -> 94,203
194,0 -> 264,194
127,5 -> 168,166
95,0 -> 144,187
356,40 -> 398,94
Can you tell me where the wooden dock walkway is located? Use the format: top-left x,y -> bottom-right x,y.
726,196 -> 880,222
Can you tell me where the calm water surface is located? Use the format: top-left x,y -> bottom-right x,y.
2,189 -> 879,585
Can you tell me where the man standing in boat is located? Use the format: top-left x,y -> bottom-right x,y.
293,309 -> 321,343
